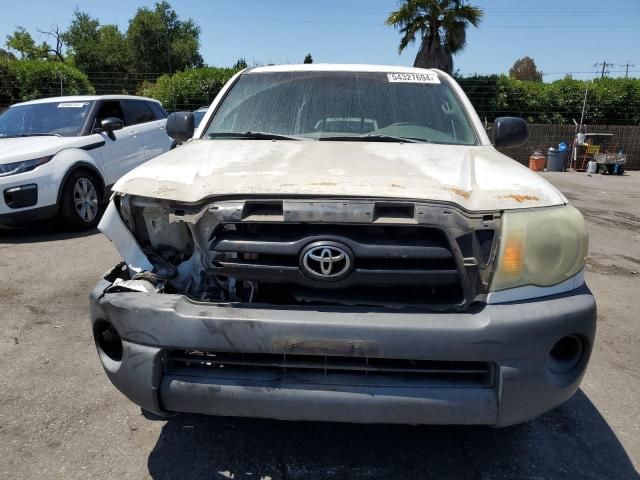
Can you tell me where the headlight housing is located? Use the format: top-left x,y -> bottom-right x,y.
491,205 -> 588,291
0,155 -> 53,178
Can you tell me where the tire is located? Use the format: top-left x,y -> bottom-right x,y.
59,169 -> 103,230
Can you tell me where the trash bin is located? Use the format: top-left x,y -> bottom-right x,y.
547,149 -> 568,172
529,152 -> 546,171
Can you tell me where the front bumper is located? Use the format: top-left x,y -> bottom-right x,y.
0,168 -> 59,223
89,277 -> 596,426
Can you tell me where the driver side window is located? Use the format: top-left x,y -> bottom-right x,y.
93,101 -> 125,133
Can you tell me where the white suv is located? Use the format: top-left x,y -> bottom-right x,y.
0,95 -> 172,230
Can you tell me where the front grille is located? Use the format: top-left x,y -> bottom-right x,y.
209,223 -> 464,307
166,350 -> 495,388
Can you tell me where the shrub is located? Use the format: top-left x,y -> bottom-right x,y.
0,60 -> 20,108
139,67 -> 239,111
458,74 -> 640,125
0,59 -> 94,108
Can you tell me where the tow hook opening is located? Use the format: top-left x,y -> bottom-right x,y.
93,320 -> 123,362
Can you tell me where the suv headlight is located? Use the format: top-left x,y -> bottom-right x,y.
0,155 -> 53,178
491,205 -> 588,291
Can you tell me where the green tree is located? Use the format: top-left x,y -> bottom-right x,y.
0,48 -> 16,60
386,0 -> 483,74
62,10 -> 131,93
509,56 -> 543,82
233,58 -> 248,70
5,27 -> 50,60
126,1 -> 203,75
304,53 -> 313,64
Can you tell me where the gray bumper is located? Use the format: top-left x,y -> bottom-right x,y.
89,278 -> 596,426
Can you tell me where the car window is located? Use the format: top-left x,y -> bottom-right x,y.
122,100 -> 156,126
93,101 -> 125,131
206,71 -> 478,145
0,101 -> 94,137
193,109 -> 208,128
147,101 -> 167,120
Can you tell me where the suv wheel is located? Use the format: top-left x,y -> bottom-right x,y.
60,170 -> 102,230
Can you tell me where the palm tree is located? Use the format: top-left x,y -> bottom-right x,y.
386,0 -> 483,74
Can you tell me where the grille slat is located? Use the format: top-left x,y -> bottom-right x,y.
213,236 -> 453,260
166,351 -> 494,388
209,223 -> 465,306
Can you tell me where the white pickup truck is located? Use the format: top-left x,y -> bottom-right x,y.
91,64 -> 595,426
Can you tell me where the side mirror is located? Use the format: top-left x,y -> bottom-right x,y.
493,117 -> 528,148
166,112 -> 195,143
101,117 -> 124,133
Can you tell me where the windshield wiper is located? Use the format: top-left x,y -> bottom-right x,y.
318,134 -> 426,143
0,133 -> 62,138
208,131 -> 302,141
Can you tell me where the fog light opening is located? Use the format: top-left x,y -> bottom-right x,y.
548,334 -> 584,375
93,320 -> 123,362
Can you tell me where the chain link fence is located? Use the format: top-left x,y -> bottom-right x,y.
497,124 -> 640,170
1,71 -> 638,169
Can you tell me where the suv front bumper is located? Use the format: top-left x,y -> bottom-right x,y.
89,277 -> 596,426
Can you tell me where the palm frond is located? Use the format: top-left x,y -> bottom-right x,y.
387,0 -> 483,58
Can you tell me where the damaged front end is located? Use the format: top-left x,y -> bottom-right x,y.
99,194 -> 502,310
92,194 -> 597,426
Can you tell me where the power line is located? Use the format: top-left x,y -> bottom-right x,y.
594,61 -> 615,78
235,0 -> 640,15
206,14 -> 640,29
620,62 -> 636,78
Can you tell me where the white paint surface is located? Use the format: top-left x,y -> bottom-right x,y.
113,140 -> 566,211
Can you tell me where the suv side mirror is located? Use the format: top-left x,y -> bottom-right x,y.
100,117 -> 124,140
166,112 -> 195,143
493,117 -> 528,148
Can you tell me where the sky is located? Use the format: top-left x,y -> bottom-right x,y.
0,0 -> 638,80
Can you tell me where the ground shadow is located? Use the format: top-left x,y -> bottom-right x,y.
147,390 -> 638,479
0,224 -> 99,244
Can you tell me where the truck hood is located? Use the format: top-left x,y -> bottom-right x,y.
113,140 -> 566,211
0,135 -> 102,164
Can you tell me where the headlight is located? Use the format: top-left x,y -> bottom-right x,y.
491,205 -> 588,291
0,155 -> 53,178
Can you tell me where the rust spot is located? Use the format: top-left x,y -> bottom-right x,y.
501,194 -> 540,203
390,183 -> 406,189
445,187 -> 471,199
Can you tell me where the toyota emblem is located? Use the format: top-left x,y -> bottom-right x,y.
300,241 -> 353,281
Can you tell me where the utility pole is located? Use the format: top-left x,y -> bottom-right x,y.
594,61 -> 613,78
620,61 -> 635,78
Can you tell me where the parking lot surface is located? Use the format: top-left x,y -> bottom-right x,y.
1,171 -> 639,479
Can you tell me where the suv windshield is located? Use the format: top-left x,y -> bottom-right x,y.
0,100 -> 94,138
205,71 -> 477,145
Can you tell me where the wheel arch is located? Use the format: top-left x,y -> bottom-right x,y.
56,161 -> 108,205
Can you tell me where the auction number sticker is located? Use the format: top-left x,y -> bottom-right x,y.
58,102 -> 89,108
387,72 -> 440,84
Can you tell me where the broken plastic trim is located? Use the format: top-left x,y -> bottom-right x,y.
98,201 -> 154,273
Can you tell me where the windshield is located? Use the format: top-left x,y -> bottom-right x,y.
205,71 -> 477,145
0,101 -> 94,138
